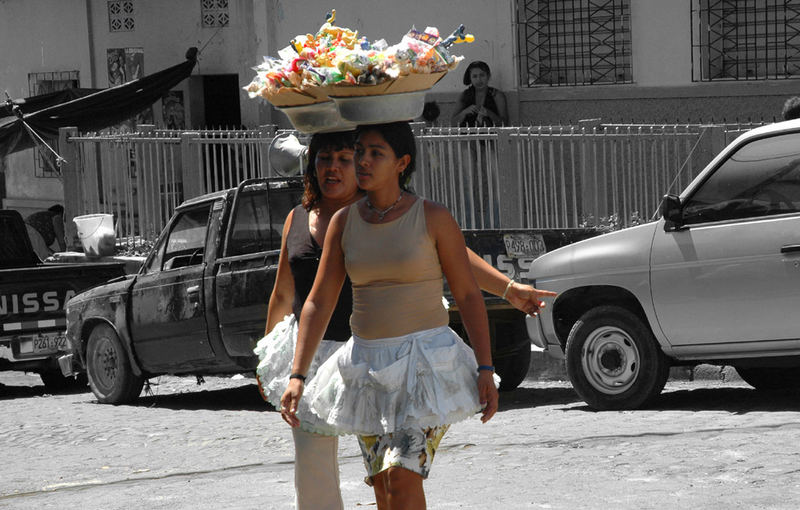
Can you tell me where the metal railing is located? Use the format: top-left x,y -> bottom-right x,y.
59,121 -> 765,248
413,124 -> 728,229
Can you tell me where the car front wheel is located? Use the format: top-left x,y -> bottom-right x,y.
565,305 -> 669,410
86,324 -> 144,404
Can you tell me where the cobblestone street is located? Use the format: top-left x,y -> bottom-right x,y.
2,369 -> 800,509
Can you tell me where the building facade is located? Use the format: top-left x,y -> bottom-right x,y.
1,0 -> 798,212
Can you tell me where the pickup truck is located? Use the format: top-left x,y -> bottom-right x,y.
0,209 -> 126,390
527,120 -> 800,410
63,176 -> 598,404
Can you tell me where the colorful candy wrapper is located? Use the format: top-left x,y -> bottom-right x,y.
244,10 -> 473,107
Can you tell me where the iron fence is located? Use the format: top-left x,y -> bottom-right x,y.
60,121 -> 764,248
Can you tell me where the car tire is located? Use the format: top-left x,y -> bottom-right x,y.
39,371 -> 88,393
86,324 -> 144,404
565,305 -> 669,410
735,366 -> 800,392
495,344 -> 531,392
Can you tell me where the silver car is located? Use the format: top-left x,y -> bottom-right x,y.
527,120 -> 800,410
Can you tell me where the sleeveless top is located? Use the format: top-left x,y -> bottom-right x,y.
458,86 -> 500,127
286,204 -> 352,342
342,198 -> 449,339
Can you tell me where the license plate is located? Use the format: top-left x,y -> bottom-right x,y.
18,333 -> 68,354
503,233 -> 546,259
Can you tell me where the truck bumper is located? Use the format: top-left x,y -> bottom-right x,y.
58,353 -> 75,377
525,314 -> 564,359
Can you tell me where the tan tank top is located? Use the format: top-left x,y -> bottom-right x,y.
342,197 -> 449,339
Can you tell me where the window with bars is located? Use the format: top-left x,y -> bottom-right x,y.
691,0 -> 800,81
108,0 -> 135,32
201,0 -> 229,28
28,71 -> 79,177
516,0 -> 632,87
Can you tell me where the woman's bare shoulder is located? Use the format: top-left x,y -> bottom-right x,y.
422,199 -> 460,234
330,201 -> 356,228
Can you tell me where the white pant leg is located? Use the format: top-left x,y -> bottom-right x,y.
292,427 -> 343,510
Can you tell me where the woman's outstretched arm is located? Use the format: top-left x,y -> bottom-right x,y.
466,248 -> 557,316
426,201 -> 498,423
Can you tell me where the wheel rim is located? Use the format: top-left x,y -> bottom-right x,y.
90,336 -> 119,393
581,325 -> 640,395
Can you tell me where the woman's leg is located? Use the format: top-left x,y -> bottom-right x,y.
292,427 -> 343,510
372,467 -> 425,510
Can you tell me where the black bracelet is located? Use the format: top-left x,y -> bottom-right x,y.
289,373 -> 306,382
477,365 -> 495,373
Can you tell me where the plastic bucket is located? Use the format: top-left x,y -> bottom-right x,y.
73,213 -> 115,257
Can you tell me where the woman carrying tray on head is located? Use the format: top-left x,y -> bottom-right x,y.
257,128 -> 555,510
280,121 -> 534,509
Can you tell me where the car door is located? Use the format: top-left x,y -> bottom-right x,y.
213,184 -> 302,360
650,131 -> 800,356
130,203 -> 216,371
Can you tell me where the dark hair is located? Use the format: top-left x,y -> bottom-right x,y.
422,101 -> 440,122
47,204 -> 64,215
302,130 -> 357,210
356,122 -> 416,190
782,96 -> 800,121
462,60 -> 491,86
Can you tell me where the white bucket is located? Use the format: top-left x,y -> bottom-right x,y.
73,213 -> 116,257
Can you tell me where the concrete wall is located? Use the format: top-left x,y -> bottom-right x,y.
85,0 -> 261,128
2,0 -> 798,212
516,0 -> 797,124
0,0 -> 91,214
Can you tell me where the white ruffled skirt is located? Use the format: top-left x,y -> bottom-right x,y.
303,325 -> 500,437
253,314 -> 345,434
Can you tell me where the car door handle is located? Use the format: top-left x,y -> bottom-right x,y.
186,285 -> 200,295
780,244 -> 800,254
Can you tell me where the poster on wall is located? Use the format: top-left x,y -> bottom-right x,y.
106,47 -> 147,132
162,91 -> 186,129
107,47 -> 144,87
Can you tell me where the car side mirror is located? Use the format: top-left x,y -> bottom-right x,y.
660,194 -> 684,231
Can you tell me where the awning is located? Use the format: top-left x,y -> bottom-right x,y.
0,47 -> 198,158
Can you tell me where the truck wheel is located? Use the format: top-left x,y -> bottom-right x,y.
495,345 -> 531,391
86,324 -> 144,404
565,306 -> 669,410
735,366 -> 800,392
39,371 -> 88,393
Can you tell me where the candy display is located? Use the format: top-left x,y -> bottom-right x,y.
244,10 -> 474,131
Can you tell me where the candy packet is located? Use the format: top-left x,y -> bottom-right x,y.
244,9 -> 474,106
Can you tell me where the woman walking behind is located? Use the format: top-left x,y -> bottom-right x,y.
281,121 -> 501,509
255,130 -> 358,510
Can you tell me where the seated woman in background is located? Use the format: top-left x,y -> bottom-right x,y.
451,60 -> 508,127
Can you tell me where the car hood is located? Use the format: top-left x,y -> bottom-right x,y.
66,274 -> 134,308
532,221 -> 659,282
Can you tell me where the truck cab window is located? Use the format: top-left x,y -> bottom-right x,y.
682,132 -> 800,225
162,205 -> 211,270
226,193 -> 273,257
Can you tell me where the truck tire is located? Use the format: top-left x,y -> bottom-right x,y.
565,306 -> 669,410
86,324 -> 144,404
495,342 -> 531,391
39,371 -> 88,393
735,366 -> 800,392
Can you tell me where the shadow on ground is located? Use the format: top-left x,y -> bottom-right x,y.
131,383 -> 272,412
652,386 -> 800,413
499,384 -> 582,412
0,382 -> 89,400
499,381 -> 800,414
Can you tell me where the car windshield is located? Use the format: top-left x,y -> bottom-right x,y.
682,132 -> 800,224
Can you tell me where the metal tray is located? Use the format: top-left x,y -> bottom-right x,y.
330,90 -> 427,124
277,101 -> 357,134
